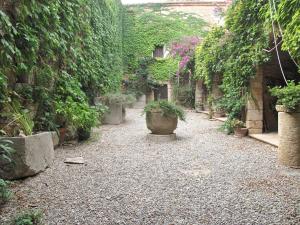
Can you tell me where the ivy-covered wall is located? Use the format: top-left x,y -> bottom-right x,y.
195,0 -> 300,123
0,0 -> 124,132
123,5 -> 207,74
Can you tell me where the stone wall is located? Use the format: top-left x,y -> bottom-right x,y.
246,67 -> 264,134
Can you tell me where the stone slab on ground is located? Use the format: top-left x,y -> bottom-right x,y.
64,157 -> 85,164
249,132 -> 279,147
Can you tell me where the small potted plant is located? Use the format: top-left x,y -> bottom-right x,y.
231,119 -> 248,138
270,81 -> 300,167
143,100 -> 185,135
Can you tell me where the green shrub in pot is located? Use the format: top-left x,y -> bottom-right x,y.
143,100 -> 185,135
270,81 -> 300,110
143,100 -> 186,121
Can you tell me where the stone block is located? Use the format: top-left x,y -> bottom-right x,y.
246,109 -> 263,121
248,128 -> 263,134
0,132 -> 55,180
246,120 -> 263,129
247,98 -> 263,110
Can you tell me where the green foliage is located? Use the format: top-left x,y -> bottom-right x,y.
0,139 -> 14,204
123,6 -> 207,72
270,81 -> 300,110
194,27 -> 227,89
221,118 -> 246,135
0,178 -> 12,204
5,101 -> 34,136
144,100 -> 186,121
0,0 -> 124,133
103,93 -> 136,105
195,0 -> 272,121
172,84 -> 195,108
12,210 -> 43,225
277,1 -> 300,65
148,58 -> 179,82
0,138 -> 14,163
55,98 -> 98,131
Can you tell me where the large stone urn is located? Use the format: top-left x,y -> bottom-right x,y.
146,110 -> 178,135
276,105 -> 300,168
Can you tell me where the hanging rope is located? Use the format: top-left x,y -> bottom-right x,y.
269,0 -> 288,85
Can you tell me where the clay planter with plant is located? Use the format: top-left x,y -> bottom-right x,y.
271,82 -> 300,168
143,100 -> 186,135
231,119 -> 248,138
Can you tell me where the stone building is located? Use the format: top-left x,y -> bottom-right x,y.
125,0 -> 232,25
246,47 -> 300,135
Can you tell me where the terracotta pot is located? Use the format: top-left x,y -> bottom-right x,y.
234,127 -> 248,138
276,105 -> 300,168
146,111 -> 178,135
59,127 -> 67,145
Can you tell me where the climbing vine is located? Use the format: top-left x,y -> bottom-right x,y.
0,0 -> 123,134
123,5 -> 207,73
194,27 -> 227,90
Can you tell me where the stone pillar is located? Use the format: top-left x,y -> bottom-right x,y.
246,67 -> 263,134
195,79 -> 205,111
167,81 -> 173,102
146,89 -> 154,103
277,105 -> 300,168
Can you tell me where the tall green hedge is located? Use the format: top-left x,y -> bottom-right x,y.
0,0 -> 123,131
195,0 -> 300,121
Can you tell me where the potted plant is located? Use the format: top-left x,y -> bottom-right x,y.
102,93 -> 134,125
143,100 -> 186,135
231,119 -> 248,138
270,81 -> 300,168
55,98 -> 99,142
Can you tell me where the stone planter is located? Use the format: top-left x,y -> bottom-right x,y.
214,110 -> 226,118
0,132 -> 55,180
103,103 -> 125,125
146,111 -> 178,135
276,105 -> 300,168
234,127 -> 248,138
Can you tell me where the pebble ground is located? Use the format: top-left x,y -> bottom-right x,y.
0,109 -> 299,225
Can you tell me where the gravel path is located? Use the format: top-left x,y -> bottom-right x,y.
1,109 -> 299,225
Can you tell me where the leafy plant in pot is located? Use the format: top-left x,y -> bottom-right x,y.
270,81 -> 300,167
231,119 -> 248,138
143,100 -> 186,135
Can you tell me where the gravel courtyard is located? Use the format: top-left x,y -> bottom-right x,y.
0,109 -> 299,225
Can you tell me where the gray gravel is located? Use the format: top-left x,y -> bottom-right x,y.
1,109 -> 299,225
